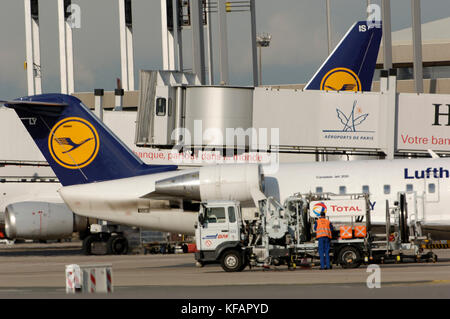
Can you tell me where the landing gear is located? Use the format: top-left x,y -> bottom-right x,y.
107,235 -> 129,255
82,234 -> 98,255
82,233 -> 129,255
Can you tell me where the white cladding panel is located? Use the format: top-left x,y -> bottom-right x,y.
397,93 -> 450,152
0,108 -> 45,161
103,111 -> 137,148
253,89 -> 382,150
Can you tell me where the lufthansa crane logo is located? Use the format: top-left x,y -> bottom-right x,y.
320,67 -> 362,92
48,117 -> 100,169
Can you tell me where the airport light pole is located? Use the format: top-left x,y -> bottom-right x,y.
218,0 -> 229,85
119,0 -> 135,91
382,0 -> 393,71
24,0 -> 42,96
411,0 -> 424,93
326,0 -> 332,55
256,33 -> 271,86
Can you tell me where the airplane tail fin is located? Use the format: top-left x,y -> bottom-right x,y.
304,21 -> 382,92
3,94 -> 177,186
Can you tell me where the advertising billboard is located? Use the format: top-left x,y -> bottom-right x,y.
397,93 -> 450,153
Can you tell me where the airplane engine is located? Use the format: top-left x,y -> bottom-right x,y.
4,202 -> 88,240
155,164 -> 264,202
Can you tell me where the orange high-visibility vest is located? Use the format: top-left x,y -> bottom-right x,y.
316,218 -> 332,239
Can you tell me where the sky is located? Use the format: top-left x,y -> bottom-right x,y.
0,0 -> 449,99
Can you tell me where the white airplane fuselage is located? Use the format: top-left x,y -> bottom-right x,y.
264,158 -> 450,236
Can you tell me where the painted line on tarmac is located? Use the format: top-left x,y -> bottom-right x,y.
383,280 -> 450,287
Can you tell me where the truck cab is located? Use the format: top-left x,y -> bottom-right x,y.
195,201 -> 247,272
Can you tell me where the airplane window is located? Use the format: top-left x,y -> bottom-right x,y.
362,185 -> 369,194
339,186 -> 346,195
316,187 -> 323,194
228,207 -> 236,223
156,98 -> 166,116
384,185 -> 391,194
428,183 -> 436,194
206,207 -> 226,223
406,184 -> 414,192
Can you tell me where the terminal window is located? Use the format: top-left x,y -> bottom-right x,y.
384,185 -> 391,195
398,66 -> 450,80
406,184 -> 414,192
316,187 -> 323,193
374,66 -> 450,81
339,186 -> 346,195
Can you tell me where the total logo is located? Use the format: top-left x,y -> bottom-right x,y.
329,204 -> 363,213
312,201 -> 370,216
48,117 -> 100,169
312,202 -> 327,217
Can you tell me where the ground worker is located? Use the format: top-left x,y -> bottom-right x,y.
314,212 -> 334,270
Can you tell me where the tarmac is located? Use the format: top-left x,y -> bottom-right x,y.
1,241 -> 450,299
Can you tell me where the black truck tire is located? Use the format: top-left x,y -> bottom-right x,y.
107,235 -> 129,255
338,246 -> 362,269
221,249 -> 244,272
82,234 -> 98,255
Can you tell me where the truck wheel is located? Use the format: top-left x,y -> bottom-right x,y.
82,234 -> 97,255
107,236 -> 129,255
239,255 -> 248,272
221,250 -> 244,272
338,246 -> 361,269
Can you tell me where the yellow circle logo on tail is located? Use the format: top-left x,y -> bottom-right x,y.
320,67 -> 362,92
48,117 -> 100,169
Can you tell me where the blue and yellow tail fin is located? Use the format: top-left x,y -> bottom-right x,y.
3,94 -> 177,186
304,21 -> 382,92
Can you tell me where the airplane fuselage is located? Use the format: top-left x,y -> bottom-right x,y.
264,158 -> 450,231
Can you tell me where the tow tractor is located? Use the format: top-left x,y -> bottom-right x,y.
195,192 -> 436,272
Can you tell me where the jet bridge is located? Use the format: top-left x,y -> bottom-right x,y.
135,70 -> 254,150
